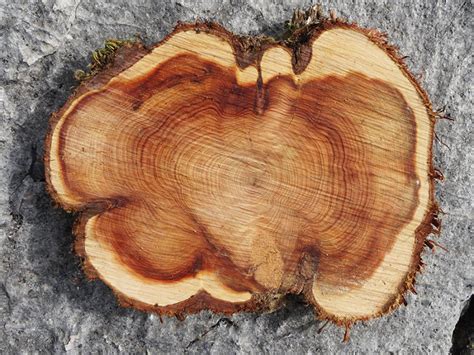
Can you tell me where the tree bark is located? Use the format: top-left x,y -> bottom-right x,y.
44,9 -> 440,330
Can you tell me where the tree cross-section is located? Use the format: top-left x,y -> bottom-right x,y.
45,13 -> 439,333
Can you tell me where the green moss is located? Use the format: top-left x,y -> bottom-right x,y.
74,39 -> 137,81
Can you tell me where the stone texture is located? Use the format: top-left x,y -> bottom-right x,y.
0,0 -> 472,353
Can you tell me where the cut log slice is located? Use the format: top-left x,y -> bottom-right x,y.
45,18 -> 438,326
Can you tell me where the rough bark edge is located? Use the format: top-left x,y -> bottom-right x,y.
43,7 -> 442,336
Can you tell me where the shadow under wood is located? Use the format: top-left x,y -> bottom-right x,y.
6,55 -> 137,322
259,20 -> 289,40
451,295 -> 474,355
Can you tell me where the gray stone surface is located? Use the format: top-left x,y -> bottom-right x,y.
0,0 -> 472,353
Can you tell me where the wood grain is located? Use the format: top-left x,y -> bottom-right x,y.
45,17 -> 439,329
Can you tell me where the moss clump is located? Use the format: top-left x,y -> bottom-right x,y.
74,39 -> 137,81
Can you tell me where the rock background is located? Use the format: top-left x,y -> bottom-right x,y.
1,0 -> 472,353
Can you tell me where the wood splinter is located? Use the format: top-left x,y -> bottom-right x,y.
45,7 -> 439,338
